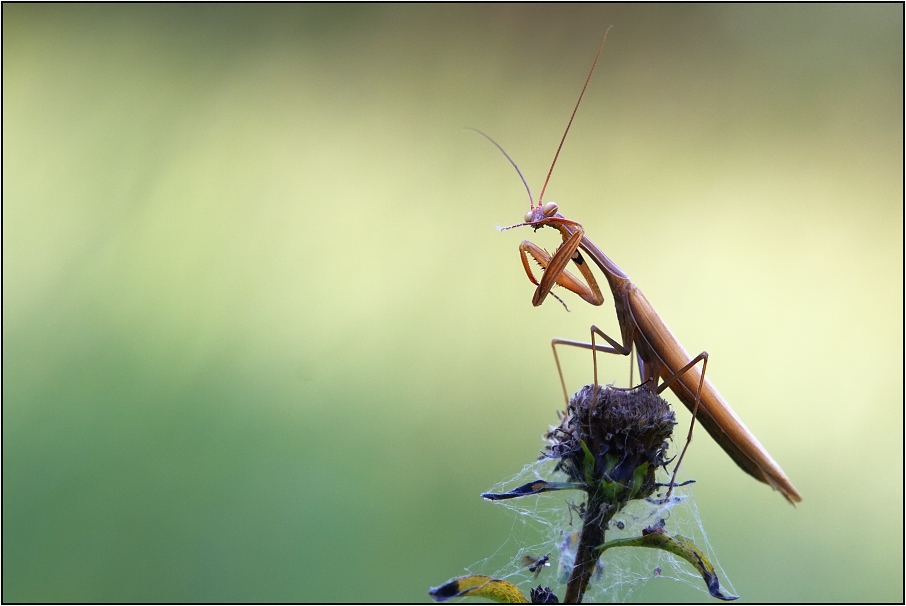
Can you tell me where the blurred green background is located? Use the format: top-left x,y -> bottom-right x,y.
3,4 -> 902,603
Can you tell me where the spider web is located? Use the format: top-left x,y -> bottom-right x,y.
466,455 -> 735,603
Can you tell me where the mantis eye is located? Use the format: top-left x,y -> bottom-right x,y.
542,201 -> 559,217
525,210 -> 534,223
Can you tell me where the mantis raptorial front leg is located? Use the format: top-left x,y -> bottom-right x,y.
518,220 -> 602,308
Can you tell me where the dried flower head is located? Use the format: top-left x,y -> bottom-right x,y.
543,384 -> 677,603
530,585 -> 559,604
545,384 -> 676,504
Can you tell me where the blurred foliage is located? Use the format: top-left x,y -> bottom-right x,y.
3,4 -> 902,602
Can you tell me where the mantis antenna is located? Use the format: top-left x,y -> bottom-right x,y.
537,26 -> 611,208
466,127 -> 534,211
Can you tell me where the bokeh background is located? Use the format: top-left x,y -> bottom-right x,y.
3,4 -> 902,603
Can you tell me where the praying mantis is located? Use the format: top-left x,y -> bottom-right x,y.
485,31 -> 802,504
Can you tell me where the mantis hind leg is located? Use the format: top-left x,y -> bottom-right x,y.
655,351 -> 710,501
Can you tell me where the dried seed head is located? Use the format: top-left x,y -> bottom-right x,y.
545,385 -> 676,503
530,585 -> 559,604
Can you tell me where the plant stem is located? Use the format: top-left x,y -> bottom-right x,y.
563,489 -> 615,603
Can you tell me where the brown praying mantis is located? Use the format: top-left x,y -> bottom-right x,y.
482,31 -> 802,504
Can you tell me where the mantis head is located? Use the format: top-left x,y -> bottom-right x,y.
524,201 -> 559,225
